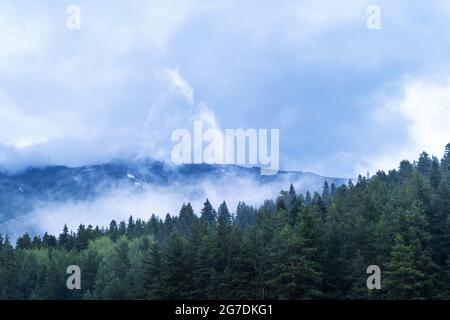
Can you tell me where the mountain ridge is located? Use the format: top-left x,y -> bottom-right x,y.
0,160 -> 349,230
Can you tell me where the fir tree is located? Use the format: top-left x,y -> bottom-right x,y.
200,199 -> 216,226
385,234 -> 427,299
142,242 -> 164,299
0,237 -> 21,299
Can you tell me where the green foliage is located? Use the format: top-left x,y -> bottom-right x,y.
2,144 -> 450,300
385,234 -> 427,299
0,237 -> 21,299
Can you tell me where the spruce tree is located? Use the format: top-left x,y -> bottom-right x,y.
287,184 -> 300,226
441,143 -> 450,171
417,151 -> 432,177
200,199 -> 216,226
16,233 -> 32,249
191,233 -> 217,299
0,237 -> 21,299
58,224 -> 71,250
177,203 -> 197,239
430,156 -> 441,191
430,173 -> 450,266
385,234 -> 427,299
162,233 -> 191,299
142,242 -> 164,299
215,201 -> 232,298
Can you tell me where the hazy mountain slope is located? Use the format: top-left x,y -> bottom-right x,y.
0,160 -> 349,238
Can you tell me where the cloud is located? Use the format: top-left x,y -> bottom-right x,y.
136,67 -> 222,163
360,76 -> 450,174
0,171 -> 328,240
397,78 -> 450,156
1,0 -> 450,178
162,67 -> 194,105
0,5 -> 49,74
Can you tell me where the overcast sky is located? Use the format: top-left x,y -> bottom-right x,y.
1,0 -> 450,177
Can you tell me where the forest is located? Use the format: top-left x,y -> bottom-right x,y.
0,144 -> 449,300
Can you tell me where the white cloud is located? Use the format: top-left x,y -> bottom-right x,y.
162,67 -> 194,105
136,67 -> 222,164
0,92 -> 91,149
361,76 -> 450,174
0,169 -> 329,239
398,78 -> 450,156
1,0 -> 449,177
0,5 -> 49,74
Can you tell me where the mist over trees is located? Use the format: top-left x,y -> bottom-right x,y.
1,144 -> 450,300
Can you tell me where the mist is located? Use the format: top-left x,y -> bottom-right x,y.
0,169 -> 334,241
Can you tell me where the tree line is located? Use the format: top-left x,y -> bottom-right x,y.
0,144 -> 450,299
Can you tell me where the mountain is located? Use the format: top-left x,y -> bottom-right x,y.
0,160 -> 349,237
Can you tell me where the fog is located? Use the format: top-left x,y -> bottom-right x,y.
0,170 -> 334,241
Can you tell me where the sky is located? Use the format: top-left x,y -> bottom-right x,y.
1,0 -> 450,178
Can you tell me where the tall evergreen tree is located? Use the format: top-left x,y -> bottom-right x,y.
441,143 -> 450,171
0,237 -> 20,299
430,173 -> 450,267
177,203 -> 197,238
200,199 -> 216,226
430,156 -> 441,191
385,234 -> 427,299
142,242 -> 164,299
16,233 -> 32,249
162,233 -> 191,299
417,151 -> 432,177
215,201 -> 232,298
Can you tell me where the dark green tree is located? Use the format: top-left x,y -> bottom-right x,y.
0,237 -> 21,299
385,234 -> 427,299
200,199 -> 216,226
142,242 -> 164,299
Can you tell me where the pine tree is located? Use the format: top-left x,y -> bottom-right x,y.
177,203 -> 197,239
142,242 -> 164,299
430,156 -> 441,191
31,236 -> 42,249
441,143 -> 450,171
235,202 -> 257,231
399,160 -> 414,180
81,248 -> 100,294
75,225 -> 89,250
191,232 -> 217,299
214,201 -> 232,298
287,184 -> 300,226
16,233 -> 32,249
38,256 -> 64,300
322,182 -> 331,204
321,202 -> 348,298
417,151 -> 432,177
126,216 -> 136,238
58,224 -> 71,250
162,233 -> 191,299
42,232 -> 57,248
200,199 -> 216,226
385,234 -> 427,299
430,173 -> 450,267
108,220 -> 119,241
266,225 -> 320,299
330,183 -> 337,198
16,251 -> 39,299
0,237 -> 21,299
295,206 -> 323,298
119,221 -> 127,236
227,229 -> 256,299
113,240 -> 130,278
305,191 -> 312,205
108,239 -> 131,299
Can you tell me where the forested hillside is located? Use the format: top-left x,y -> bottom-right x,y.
1,144 -> 450,300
